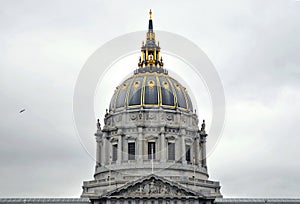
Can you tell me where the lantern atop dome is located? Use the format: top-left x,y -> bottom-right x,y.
138,10 -> 164,69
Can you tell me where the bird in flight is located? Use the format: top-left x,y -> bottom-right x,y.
19,109 -> 26,113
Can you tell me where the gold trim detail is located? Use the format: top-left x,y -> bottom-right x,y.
162,81 -> 169,89
134,81 -> 140,89
122,82 -> 128,90
156,73 -> 162,106
125,76 -> 136,108
149,9 -> 152,20
113,86 -> 121,110
148,80 -> 155,88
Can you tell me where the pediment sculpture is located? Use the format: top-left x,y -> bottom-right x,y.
106,176 -> 198,198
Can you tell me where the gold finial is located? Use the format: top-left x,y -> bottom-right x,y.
149,9 -> 152,20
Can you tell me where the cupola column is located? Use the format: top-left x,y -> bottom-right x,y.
123,137 -> 128,161
200,120 -> 207,168
102,132 -> 108,165
117,135 -> 123,164
201,135 -> 207,168
180,133 -> 186,164
137,126 -> 143,164
160,127 -> 166,162
198,138 -> 202,164
195,136 -> 200,166
95,119 -> 103,167
95,137 -> 101,167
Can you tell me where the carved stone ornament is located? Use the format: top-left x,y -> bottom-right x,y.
95,137 -> 102,143
110,137 -> 118,143
115,115 -> 122,122
185,138 -> 194,145
117,128 -> 123,135
145,135 -> 158,140
166,114 -> 173,121
166,135 -> 177,141
130,114 -> 137,120
126,136 -> 137,141
139,112 -> 143,120
107,177 -> 196,198
107,118 -> 111,125
192,119 -> 196,126
148,113 -> 156,120
159,112 -> 165,121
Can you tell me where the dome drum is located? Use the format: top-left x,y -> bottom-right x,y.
103,109 -> 199,130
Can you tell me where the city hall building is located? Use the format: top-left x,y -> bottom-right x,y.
1,11 -> 299,204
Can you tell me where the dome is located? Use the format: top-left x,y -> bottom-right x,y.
82,10 -> 222,200
108,11 -> 193,113
109,71 -> 193,112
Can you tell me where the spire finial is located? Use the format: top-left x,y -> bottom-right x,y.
148,9 -> 153,32
149,9 -> 152,20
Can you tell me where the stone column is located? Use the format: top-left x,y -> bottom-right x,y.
102,132 -> 107,165
106,136 -> 111,165
198,131 -> 203,167
181,134 -> 186,164
174,137 -> 180,162
201,134 -> 207,168
95,134 -> 102,167
117,135 -> 122,165
190,141 -> 194,164
195,136 -> 200,166
123,137 -> 128,162
160,127 -> 166,162
137,126 -> 143,164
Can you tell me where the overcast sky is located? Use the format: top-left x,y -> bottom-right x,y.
0,0 -> 300,198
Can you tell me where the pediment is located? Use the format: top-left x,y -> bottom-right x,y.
145,135 -> 159,140
104,175 -> 201,198
166,135 -> 177,141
